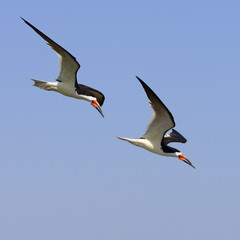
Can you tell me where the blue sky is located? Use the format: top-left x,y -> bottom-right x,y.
1,0 -> 240,239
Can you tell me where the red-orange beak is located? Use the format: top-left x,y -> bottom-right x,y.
91,100 -> 104,118
178,154 -> 195,168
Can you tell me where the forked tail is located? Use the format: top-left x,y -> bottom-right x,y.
116,136 -> 136,144
116,136 -> 148,149
31,78 -> 48,89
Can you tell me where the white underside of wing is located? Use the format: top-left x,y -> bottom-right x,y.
22,18 -> 80,91
142,103 -> 175,143
47,44 -> 79,88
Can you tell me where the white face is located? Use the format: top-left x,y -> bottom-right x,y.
77,94 -> 96,102
160,151 -> 182,158
167,151 -> 182,158
175,152 -> 183,157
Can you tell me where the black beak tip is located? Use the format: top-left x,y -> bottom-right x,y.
184,159 -> 196,169
98,110 -> 104,118
95,106 -> 104,118
190,164 -> 196,169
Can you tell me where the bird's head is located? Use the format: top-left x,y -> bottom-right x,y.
91,100 -> 104,118
177,152 -> 195,169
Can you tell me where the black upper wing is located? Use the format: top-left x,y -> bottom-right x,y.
163,129 -> 187,145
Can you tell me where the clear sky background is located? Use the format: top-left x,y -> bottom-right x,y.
1,0 -> 240,239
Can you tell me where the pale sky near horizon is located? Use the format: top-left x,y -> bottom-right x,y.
1,1 -> 240,239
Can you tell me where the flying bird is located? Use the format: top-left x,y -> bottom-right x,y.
117,76 -> 195,168
21,17 -> 105,117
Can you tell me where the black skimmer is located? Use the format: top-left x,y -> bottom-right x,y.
117,76 -> 195,168
21,18 -> 105,117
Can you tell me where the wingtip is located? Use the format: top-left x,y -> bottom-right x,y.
21,17 -> 29,25
136,76 -> 142,81
135,76 -> 145,85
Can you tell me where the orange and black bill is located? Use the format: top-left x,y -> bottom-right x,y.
179,154 -> 195,169
92,100 -> 104,118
